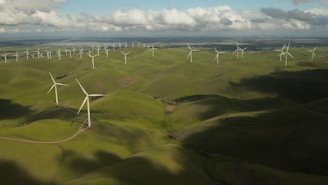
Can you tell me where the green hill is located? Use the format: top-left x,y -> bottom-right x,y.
1,45 -> 328,185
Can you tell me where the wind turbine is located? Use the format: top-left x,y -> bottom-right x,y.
14,52 -> 19,62
213,47 -> 225,64
96,44 -> 100,56
68,49 -> 72,59
76,79 -> 106,128
88,54 -> 98,69
57,49 -> 62,60
37,48 -> 41,58
47,72 -> 68,105
2,53 -> 8,63
309,47 -> 317,61
240,47 -> 247,59
24,49 -> 29,59
150,45 -> 157,57
79,48 -> 84,59
282,43 -> 294,66
276,43 -> 286,62
121,51 -> 130,64
105,48 -> 110,57
187,44 -> 200,63
46,51 -> 52,60
233,43 -> 241,58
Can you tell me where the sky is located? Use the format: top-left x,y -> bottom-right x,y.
0,0 -> 328,39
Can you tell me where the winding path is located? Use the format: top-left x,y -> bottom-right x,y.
0,123 -> 88,144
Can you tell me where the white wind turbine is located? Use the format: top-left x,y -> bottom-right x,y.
47,72 -> 68,105
37,48 -> 41,58
276,43 -> 286,62
282,43 -> 294,66
187,44 -> 200,63
96,44 -> 100,56
79,48 -> 84,59
88,54 -> 98,69
2,53 -> 8,63
46,51 -> 52,60
121,51 -> 131,64
150,45 -> 157,57
14,52 -> 19,62
24,49 -> 29,59
57,49 -> 62,60
240,47 -> 247,59
213,47 -> 225,64
68,49 -> 72,59
76,79 -> 106,128
309,47 -> 317,61
233,43 -> 241,58
105,48 -> 110,57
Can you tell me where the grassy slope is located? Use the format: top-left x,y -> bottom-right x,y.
0,46 -> 328,184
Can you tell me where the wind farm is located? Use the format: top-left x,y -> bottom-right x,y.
1,37 -> 328,185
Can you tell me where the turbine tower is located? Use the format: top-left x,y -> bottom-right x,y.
105,48 -> 110,57
213,47 -> 225,64
57,49 -> 62,60
276,43 -> 286,62
187,44 -> 200,63
282,43 -> 294,66
309,47 -> 317,61
24,49 -> 29,59
14,52 -> 19,62
88,54 -> 98,69
233,43 -> 241,58
150,45 -> 157,57
2,53 -> 8,63
240,47 -> 247,59
47,72 -> 68,105
76,79 -> 106,128
79,48 -> 84,59
121,51 -> 130,64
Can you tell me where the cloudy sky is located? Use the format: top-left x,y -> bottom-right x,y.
0,0 -> 328,38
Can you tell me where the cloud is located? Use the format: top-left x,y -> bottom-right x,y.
0,1 -> 327,36
293,0 -> 328,5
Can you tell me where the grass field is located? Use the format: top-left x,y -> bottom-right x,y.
1,43 -> 328,185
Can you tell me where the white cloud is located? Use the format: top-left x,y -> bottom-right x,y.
0,1 -> 327,36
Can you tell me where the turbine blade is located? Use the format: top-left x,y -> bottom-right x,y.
49,72 -> 56,83
77,97 -> 88,114
56,83 -> 68,86
188,51 -> 192,58
47,85 -> 55,94
75,78 -> 89,95
89,94 -> 106,97
288,53 -> 294,59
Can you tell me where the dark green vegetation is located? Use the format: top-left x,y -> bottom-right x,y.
1,45 -> 328,185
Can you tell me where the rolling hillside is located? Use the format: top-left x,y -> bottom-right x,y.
1,44 -> 328,185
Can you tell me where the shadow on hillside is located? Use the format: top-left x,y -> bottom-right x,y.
27,107 -> 79,124
67,150 -> 122,174
0,99 -> 32,120
80,148 -> 219,185
181,102 -> 328,177
0,160 -> 43,185
229,69 -> 328,103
